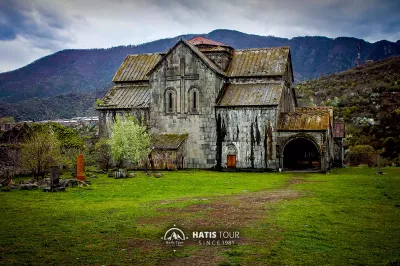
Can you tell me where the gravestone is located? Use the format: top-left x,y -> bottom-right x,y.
50,166 -> 60,186
76,154 -> 86,181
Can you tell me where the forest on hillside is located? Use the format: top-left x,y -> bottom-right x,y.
295,56 -> 400,164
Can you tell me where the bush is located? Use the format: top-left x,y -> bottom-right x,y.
393,155 -> 400,167
94,138 -> 113,171
346,145 -> 376,167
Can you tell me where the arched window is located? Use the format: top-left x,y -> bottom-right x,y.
165,88 -> 176,114
193,91 -> 197,110
188,87 -> 200,114
168,92 -> 173,111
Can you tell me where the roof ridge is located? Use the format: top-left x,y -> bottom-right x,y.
127,53 -> 161,56
235,46 -> 290,52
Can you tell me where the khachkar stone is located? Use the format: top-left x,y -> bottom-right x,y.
76,154 -> 85,181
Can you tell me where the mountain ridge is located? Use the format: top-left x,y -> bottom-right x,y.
1,29 -> 399,121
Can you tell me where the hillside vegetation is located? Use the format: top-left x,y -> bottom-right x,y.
0,29 -> 399,121
295,56 -> 400,162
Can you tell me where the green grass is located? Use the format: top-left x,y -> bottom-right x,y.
0,168 -> 399,265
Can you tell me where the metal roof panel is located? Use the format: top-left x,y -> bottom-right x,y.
113,54 -> 162,82
218,83 -> 283,106
227,47 -> 290,77
98,84 -> 150,109
278,107 -> 333,131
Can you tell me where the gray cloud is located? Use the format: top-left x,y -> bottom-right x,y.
0,0 -> 74,49
0,0 -> 399,73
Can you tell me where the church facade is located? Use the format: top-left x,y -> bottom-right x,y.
97,37 -> 344,171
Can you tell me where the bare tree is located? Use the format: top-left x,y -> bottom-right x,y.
20,130 -> 61,181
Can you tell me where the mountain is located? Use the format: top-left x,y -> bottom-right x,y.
1,29 -> 399,121
295,56 -> 400,161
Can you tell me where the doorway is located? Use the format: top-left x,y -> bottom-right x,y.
227,155 -> 236,168
283,138 -> 320,170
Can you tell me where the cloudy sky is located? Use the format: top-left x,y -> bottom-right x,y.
0,0 -> 399,73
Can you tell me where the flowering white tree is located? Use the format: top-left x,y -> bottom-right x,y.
109,114 -> 151,168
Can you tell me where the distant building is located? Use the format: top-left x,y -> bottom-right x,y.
98,36 -> 344,171
0,117 -> 98,132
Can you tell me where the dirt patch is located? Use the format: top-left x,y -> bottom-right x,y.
133,179 -> 302,265
290,178 -> 305,184
159,246 -> 227,266
139,189 -> 299,229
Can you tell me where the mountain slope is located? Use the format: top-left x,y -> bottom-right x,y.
295,56 -> 400,161
0,29 -> 399,120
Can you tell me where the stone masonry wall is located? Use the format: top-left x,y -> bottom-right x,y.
98,108 -> 149,138
149,43 -> 224,168
215,107 -> 279,169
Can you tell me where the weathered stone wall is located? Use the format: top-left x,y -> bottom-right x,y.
98,108 -> 149,138
279,86 -> 296,113
204,52 -> 232,72
149,43 -> 224,168
333,138 -> 344,166
215,107 -> 279,169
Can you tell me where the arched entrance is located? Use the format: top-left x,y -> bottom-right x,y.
283,138 -> 320,170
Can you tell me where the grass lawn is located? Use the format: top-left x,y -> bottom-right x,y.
0,168 -> 399,265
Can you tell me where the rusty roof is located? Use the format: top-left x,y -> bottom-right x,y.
217,83 -> 283,106
113,53 -> 162,82
97,84 -> 150,109
151,133 -> 188,150
278,108 -> 332,131
187,36 -> 229,47
227,47 -> 290,77
333,122 -> 346,138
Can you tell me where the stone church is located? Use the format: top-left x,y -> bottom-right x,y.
97,36 -> 345,171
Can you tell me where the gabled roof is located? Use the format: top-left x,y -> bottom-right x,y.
151,134 -> 188,150
227,47 -> 290,77
278,107 -> 333,131
113,53 -> 162,82
217,83 -> 283,106
110,37 -> 292,84
188,36 -> 229,47
97,84 -> 150,109
147,39 -> 226,77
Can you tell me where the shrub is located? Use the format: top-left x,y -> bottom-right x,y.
94,138 -> 113,171
346,145 -> 376,167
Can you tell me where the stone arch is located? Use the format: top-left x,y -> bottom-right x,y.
164,87 -> 177,114
226,143 -> 237,155
188,86 -> 200,114
280,134 -> 321,170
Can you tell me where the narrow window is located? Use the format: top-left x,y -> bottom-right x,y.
169,92 -> 173,111
193,91 -> 197,111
